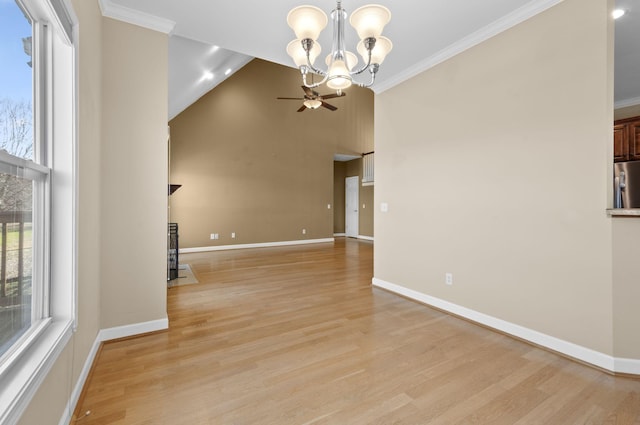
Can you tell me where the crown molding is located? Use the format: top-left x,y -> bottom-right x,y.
373,0 -> 565,94
615,96 -> 640,109
98,0 -> 175,34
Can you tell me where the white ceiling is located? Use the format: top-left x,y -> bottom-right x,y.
99,0 -> 639,118
167,36 -> 252,119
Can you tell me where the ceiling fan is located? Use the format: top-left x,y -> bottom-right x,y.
277,86 -> 345,112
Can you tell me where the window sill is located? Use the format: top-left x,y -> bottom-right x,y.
0,319 -> 73,424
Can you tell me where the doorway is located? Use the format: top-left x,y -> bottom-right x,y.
345,176 -> 359,238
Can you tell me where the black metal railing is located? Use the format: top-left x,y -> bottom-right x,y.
0,211 -> 32,304
168,223 -> 178,281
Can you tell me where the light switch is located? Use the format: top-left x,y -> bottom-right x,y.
380,202 -> 389,213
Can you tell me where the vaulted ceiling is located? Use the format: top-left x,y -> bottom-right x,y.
98,0 -> 639,119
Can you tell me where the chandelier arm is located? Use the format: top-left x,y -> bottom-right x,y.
349,37 -> 376,76
349,54 -> 373,76
302,74 -> 329,89
306,56 -> 328,77
354,64 -> 379,88
300,67 -> 329,89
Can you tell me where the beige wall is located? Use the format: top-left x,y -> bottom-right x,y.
375,0 -> 617,355
169,59 -> 373,248
99,18 -> 168,328
614,104 -> 640,121
18,2 -> 169,423
346,159 -> 374,237
612,218 -> 640,359
333,161 -> 346,233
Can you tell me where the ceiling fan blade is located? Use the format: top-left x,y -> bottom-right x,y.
277,97 -> 304,100
302,86 -> 315,97
321,92 -> 346,100
321,101 -> 337,111
297,104 -> 307,112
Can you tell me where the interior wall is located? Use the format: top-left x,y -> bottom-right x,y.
612,218 -> 640,359
333,159 -> 374,237
345,159 -> 374,237
99,18 -> 168,328
614,104 -> 640,120
169,59 -> 374,248
374,0 -> 615,355
17,0 -> 104,423
333,161 -> 346,234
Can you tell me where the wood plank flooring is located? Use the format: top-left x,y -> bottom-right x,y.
75,238 -> 640,424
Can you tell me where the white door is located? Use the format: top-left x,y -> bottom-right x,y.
345,176 -> 359,238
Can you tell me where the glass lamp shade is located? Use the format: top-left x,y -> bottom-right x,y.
325,51 -> 358,70
303,99 -> 322,109
326,59 -> 353,90
287,39 -> 321,67
287,5 -> 328,41
349,4 -> 391,40
357,36 -> 392,64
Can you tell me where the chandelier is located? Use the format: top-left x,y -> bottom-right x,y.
286,1 -> 392,94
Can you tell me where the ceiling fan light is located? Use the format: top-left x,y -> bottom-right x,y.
349,4 -> 391,40
357,36 -> 392,64
304,99 -> 322,109
326,59 -> 353,90
287,5 -> 328,41
287,39 -> 321,67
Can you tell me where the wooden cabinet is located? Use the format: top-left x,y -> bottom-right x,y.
614,124 -> 629,162
614,116 -> 640,162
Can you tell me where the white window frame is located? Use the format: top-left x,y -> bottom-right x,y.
0,0 -> 77,423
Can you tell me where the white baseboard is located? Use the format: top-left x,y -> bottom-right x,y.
57,334 -> 102,425
98,317 -> 169,342
372,277 -> 640,375
58,317 -> 169,424
332,234 -> 374,241
614,357 -> 640,375
180,238 -> 334,254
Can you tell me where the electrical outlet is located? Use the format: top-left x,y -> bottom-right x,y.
362,204 -> 366,209
327,204 -> 331,209
231,232 -> 236,239
445,273 -> 453,285
302,228 -> 306,235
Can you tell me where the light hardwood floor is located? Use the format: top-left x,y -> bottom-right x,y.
75,238 -> 640,424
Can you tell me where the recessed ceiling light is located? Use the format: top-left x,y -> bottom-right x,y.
613,9 -> 626,19
203,71 -> 214,81
225,68 -> 232,76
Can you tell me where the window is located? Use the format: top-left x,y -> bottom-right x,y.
0,0 -> 76,422
0,0 -> 41,365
